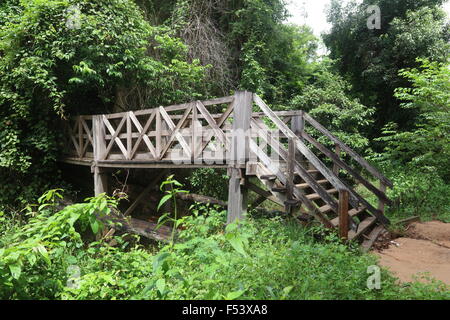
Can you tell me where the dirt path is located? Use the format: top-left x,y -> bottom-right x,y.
375,221 -> 450,285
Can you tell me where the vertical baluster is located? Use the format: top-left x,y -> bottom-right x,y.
378,181 -> 386,214
333,143 -> 341,176
339,189 -> 350,240
291,111 -> 306,167
156,110 -> 161,158
127,112 -> 132,160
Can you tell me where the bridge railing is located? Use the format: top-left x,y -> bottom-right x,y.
64,96 -> 237,164
251,93 -> 391,222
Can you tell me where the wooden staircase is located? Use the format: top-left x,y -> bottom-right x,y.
247,94 -> 393,243
62,90 -> 392,245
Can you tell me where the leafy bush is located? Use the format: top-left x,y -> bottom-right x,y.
0,190 -> 116,299
290,63 -> 375,153
0,0 -> 205,208
383,166 -> 450,222
377,59 -> 450,180
2,193 -> 448,300
187,168 -> 229,201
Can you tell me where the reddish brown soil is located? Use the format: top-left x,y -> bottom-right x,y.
375,221 -> 450,285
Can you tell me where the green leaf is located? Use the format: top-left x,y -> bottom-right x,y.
156,278 -> 166,295
35,244 -> 51,266
90,219 -> 100,234
225,290 -> 245,300
227,237 -> 248,257
157,194 -> 172,211
9,263 -> 21,280
153,252 -> 170,273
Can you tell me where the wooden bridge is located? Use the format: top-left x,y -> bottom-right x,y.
62,91 -> 393,245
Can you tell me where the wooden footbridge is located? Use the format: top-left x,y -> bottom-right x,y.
62,91 -> 393,246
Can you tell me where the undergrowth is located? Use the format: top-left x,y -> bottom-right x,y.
0,190 -> 448,300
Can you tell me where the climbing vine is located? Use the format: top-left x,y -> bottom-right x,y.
0,0 -> 205,208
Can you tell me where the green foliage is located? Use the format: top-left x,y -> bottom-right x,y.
0,190 -> 115,299
63,208 -> 449,300
0,0 -> 205,208
377,59 -> 450,180
324,0 -> 449,135
290,63 -> 375,153
384,167 -> 450,222
2,197 -> 448,300
187,168 -> 229,201
233,9 -> 318,105
157,174 -> 188,243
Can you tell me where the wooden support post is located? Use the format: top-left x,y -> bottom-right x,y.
227,91 -> 252,224
378,181 -> 387,214
285,138 -> 295,213
291,112 -> 304,137
227,168 -> 248,224
230,91 -> 253,166
333,143 -> 341,176
94,166 -> 108,196
93,115 -> 108,196
78,117 -> 83,158
191,105 -> 197,163
338,189 -> 350,240
291,111 -> 306,167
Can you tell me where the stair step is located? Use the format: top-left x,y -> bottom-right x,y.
306,189 -> 338,201
285,199 -> 301,207
318,205 -> 332,214
361,225 -> 386,251
271,186 -> 287,193
260,175 -> 277,181
296,179 -> 329,189
331,207 -> 367,227
348,217 -> 377,241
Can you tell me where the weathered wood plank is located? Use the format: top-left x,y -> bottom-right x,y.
348,217 -> 377,241
338,189 -> 350,240
103,115 -> 127,158
252,118 -> 339,213
176,193 -> 228,207
246,181 -> 284,206
129,111 -> 157,159
126,112 -> 132,160
362,225 -> 385,251
286,138 -> 295,203
303,112 -> 393,188
196,101 -> 228,147
93,115 -> 108,195
230,91 -> 253,166
302,132 -> 392,205
227,167 -> 248,224
249,139 -> 334,228
196,100 -> 234,159
253,95 -> 349,197
159,106 -> 192,159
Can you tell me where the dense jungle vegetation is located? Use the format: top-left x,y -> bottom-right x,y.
0,0 -> 449,300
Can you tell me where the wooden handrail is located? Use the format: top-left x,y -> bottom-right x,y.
252,94 -> 390,224
303,112 -> 393,188
248,138 -> 334,228
253,94 -> 357,204
252,119 -> 340,212
301,131 -> 392,205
